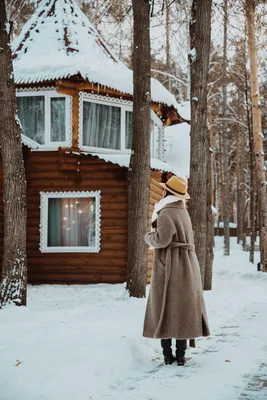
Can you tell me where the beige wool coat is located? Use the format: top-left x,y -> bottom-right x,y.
143,201 -> 210,339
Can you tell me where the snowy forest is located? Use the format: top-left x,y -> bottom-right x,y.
0,0 -> 267,399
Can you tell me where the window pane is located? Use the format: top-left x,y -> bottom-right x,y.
47,197 -> 96,248
83,102 -> 121,149
125,111 -> 133,149
17,96 -> 45,144
51,98 -> 66,142
151,120 -> 161,159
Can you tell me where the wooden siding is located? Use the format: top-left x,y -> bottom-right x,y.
0,151 -> 128,284
147,171 -> 163,282
0,151 -> 164,285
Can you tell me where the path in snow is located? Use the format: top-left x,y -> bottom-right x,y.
1,238 -> 267,400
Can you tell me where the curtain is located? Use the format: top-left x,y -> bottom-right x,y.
48,198 -> 61,246
83,102 -> 121,149
125,111 -> 133,149
51,98 -> 66,142
17,96 -> 45,144
47,197 -> 96,248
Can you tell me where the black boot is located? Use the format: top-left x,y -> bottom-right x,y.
176,339 -> 187,366
161,339 -> 175,365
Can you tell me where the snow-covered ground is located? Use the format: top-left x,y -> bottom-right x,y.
1,238 -> 267,400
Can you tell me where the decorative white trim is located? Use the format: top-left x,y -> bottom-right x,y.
17,89 -> 72,149
40,190 -> 101,253
16,86 -> 56,93
81,91 -> 133,106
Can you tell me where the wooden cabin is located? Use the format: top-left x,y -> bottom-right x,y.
0,0 -> 186,285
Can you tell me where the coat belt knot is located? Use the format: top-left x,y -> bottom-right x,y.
170,242 -> 195,251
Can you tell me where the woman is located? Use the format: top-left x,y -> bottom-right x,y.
143,176 -> 210,366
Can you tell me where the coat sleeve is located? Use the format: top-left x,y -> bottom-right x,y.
145,209 -> 175,249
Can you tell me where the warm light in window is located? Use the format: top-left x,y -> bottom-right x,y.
78,210 -> 82,214
63,217 -> 67,220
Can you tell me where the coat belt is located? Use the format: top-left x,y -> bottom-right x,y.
154,241 -> 195,337
171,242 -> 195,251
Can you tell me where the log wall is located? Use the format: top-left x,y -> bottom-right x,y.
0,151 -> 163,285
147,171 -> 163,282
4,151 -> 128,284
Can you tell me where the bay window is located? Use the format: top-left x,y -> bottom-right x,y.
80,93 -> 163,159
40,191 -> 101,253
17,90 -> 71,148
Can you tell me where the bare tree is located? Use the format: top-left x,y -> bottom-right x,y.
127,0 -> 151,297
189,0 -> 212,285
222,0 -> 230,255
0,0 -> 27,306
245,0 -> 267,271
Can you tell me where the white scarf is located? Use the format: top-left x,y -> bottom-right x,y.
148,195 -> 185,250
151,195 -> 185,223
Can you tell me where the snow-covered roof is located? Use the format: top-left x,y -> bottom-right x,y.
81,152 -> 178,174
21,134 -> 39,149
176,101 -> 190,122
12,0 -> 180,109
164,123 -> 191,178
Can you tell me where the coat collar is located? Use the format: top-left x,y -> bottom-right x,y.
162,201 -> 185,210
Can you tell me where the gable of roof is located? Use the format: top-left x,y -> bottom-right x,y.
12,0 -> 180,109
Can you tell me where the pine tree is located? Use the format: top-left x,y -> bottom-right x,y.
189,0 -> 212,285
127,0 -> 151,297
245,0 -> 267,271
0,0 -> 27,306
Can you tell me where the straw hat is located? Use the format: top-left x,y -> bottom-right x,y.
160,176 -> 190,200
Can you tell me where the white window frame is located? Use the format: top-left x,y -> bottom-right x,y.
40,190 -> 101,253
79,92 -> 164,159
16,90 -> 72,149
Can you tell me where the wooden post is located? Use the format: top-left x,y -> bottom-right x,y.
72,91 -> 79,149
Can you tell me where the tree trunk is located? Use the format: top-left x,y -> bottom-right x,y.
241,128 -> 247,251
246,0 -> 267,270
0,0 -> 27,306
236,125 -> 241,243
189,0 -> 212,286
219,132 -> 224,224
222,0 -> 230,256
165,0 -> 170,68
127,0 -> 151,297
205,110 -> 214,290
165,0 -> 171,90
244,59 -> 256,262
